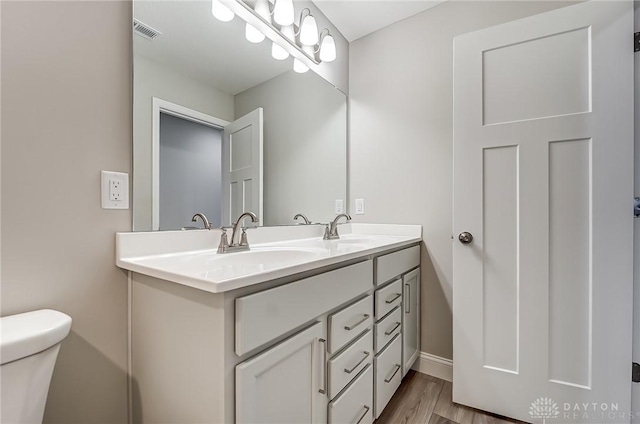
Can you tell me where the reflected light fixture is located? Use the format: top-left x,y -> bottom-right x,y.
211,0 -> 234,22
212,0 -> 338,72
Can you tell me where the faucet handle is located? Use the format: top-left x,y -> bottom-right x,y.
217,228 -> 229,253
323,224 -> 331,240
239,228 -> 249,247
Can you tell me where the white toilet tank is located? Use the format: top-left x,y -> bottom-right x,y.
1,309 -> 72,424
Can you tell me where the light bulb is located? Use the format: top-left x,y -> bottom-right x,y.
272,42 -> 289,60
273,0 -> 294,26
211,0 -> 234,22
255,0 -> 271,23
299,14 -> 318,46
293,58 -> 309,73
246,23 -> 265,43
281,24 -> 295,42
319,33 -> 336,62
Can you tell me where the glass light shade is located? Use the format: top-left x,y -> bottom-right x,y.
319,33 -> 336,62
245,23 -> 265,43
281,24 -> 295,42
211,0 -> 234,22
273,0 -> 294,26
293,58 -> 309,73
255,0 -> 271,23
299,14 -> 318,46
272,42 -> 289,60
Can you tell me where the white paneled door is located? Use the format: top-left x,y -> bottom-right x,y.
222,107 -> 264,226
453,2 -> 633,422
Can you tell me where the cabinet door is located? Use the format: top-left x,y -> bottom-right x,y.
236,322 -> 327,424
402,268 -> 420,376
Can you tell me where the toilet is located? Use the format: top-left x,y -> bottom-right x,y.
1,309 -> 72,424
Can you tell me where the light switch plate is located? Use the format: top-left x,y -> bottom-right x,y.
335,199 -> 344,214
355,198 -> 365,215
101,171 -> 129,209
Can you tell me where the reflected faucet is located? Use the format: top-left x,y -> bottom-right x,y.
191,213 -> 211,230
323,213 -> 351,240
218,211 -> 259,253
293,213 -> 311,225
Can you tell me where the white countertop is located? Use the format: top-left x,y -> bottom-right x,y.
116,223 -> 422,293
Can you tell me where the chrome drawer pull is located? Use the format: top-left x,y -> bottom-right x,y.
344,351 -> 370,374
355,405 -> 371,424
319,338 -> 327,394
384,364 -> 401,383
385,293 -> 401,304
384,322 -> 401,336
344,314 -> 370,331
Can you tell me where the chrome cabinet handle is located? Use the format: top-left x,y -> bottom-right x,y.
344,351 -> 370,374
384,322 -> 401,336
344,314 -> 370,331
319,338 -> 327,394
405,284 -> 410,314
384,364 -> 401,383
355,405 -> 371,424
385,293 -> 401,304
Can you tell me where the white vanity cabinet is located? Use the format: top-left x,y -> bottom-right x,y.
236,322 -> 326,423
373,245 -> 420,418
402,267 -> 420,376
127,241 -> 420,424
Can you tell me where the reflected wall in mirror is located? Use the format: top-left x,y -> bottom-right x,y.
133,0 -> 347,231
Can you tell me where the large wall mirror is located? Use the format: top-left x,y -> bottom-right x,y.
133,0 -> 347,231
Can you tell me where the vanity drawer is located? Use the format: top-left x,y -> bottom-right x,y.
329,329 -> 373,398
375,245 -> 420,286
328,364 -> 374,424
329,295 -> 373,354
236,261 -> 373,356
375,306 -> 402,353
374,279 -> 402,320
374,334 -> 402,418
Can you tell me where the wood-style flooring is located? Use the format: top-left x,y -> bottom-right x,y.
375,371 -> 525,424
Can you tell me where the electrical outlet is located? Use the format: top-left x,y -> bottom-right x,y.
335,199 -> 344,214
101,171 -> 129,209
355,198 -> 365,215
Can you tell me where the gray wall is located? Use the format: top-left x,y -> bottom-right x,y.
1,1 -> 131,422
159,113 -> 222,230
235,70 -> 347,226
349,1 -> 575,360
133,55 -> 234,231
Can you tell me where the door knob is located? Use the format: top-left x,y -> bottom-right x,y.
458,232 -> 473,244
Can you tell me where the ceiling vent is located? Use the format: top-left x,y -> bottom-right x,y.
133,19 -> 162,41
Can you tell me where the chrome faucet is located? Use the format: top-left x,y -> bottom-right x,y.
191,213 -> 211,230
293,213 -> 311,225
218,211 -> 259,253
324,213 -> 351,240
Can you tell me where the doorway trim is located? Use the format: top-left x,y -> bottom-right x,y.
151,97 -> 229,230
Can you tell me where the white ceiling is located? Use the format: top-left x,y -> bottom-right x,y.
312,0 -> 446,42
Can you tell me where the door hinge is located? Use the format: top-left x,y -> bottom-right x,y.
634,197 -> 640,217
633,362 -> 640,383
635,32 -> 640,52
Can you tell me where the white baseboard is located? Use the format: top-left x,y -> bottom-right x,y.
412,351 -> 453,382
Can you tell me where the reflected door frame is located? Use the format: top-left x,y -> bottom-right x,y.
151,97 -> 229,231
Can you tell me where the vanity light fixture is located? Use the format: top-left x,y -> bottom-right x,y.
211,0 -> 235,22
272,0 -> 294,26
297,9 -> 318,46
212,0 -> 338,71
245,0 -> 270,43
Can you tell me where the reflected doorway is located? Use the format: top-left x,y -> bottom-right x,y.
159,112 -> 222,230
